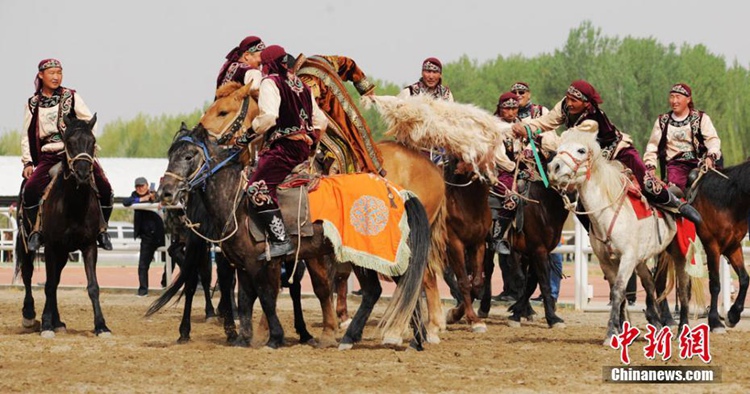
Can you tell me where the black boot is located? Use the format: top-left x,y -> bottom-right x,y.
97,204 -> 113,250
663,190 -> 702,225
492,216 -> 512,255
25,205 -> 42,252
257,209 -> 295,261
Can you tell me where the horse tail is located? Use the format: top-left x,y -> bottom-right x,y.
427,196 -> 448,279
655,250 -> 675,304
145,270 -> 185,317
379,195 -> 430,342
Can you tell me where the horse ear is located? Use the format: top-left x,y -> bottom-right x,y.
63,113 -> 73,129
180,121 -> 188,131
88,113 -> 98,129
235,82 -> 254,100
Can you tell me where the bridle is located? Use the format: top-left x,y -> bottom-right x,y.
63,132 -> 95,180
163,135 -> 242,192
213,95 -> 252,145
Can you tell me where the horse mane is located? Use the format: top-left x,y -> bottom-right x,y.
698,160 -> 750,210
562,130 -> 626,204
215,81 -> 242,99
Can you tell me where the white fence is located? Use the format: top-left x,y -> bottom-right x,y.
1,206 -> 747,314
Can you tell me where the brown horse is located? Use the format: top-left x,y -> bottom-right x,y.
682,162 -> 750,333
442,158 -> 493,332
203,81 -> 449,344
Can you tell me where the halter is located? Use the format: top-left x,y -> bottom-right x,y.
63,143 -> 95,180
164,135 -> 242,191
214,95 -> 252,144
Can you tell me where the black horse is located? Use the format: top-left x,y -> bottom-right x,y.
155,124 -> 429,350
16,114 -> 111,337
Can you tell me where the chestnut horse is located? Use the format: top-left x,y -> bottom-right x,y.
195,82 -> 448,344
685,161 -> 750,333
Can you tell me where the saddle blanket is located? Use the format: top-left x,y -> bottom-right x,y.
308,173 -> 412,277
627,192 -> 662,221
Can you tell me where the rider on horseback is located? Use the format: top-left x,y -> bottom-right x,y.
512,80 -> 702,224
21,58 -> 113,251
643,83 -> 722,192
245,45 -> 327,261
216,35 -> 265,90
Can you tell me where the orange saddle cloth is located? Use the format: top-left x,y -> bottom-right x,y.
308,173 -> 413,276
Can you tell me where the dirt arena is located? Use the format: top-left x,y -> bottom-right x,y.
0,287 -> 748,393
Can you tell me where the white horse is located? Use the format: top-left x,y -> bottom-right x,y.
547,130 -> 687,343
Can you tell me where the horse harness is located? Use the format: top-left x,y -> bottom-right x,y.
214,95 -> 252,145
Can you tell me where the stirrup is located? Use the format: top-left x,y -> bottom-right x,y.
257,239 -> 295,261
97,232 -> 113,250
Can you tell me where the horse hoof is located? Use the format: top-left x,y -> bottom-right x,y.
526,314 -> 536,322
338,343 -> 354,351
426,333 -> 441,344
507,320 -> 521,328
383,337 -> 404,346
22,318 -> 39,330
177,337 -> 191,344
205,316 -> 219,324
477,310 -> 489,319
317,337 -> 338,349
471,323 -> 487,333
603,337 -> 613,346
552,322 -> 566,329
711,327 -> 727,334
304,338 -> 318,347
41,330 -> 55,339
54,326 -> 67,334
97,331 -> 113,338
339,318 -> 352,330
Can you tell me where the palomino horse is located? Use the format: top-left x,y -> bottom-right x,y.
687,161 -> 750,333
157,124 -> 430,350
548,130 -> 688,342
16,115 -> 111,337
477,179 -> 569,328
191,81 -> 448,344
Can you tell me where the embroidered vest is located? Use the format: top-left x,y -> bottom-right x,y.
407,80 -> 452,101
656,109 -> 706,179
561,98 -> 622,159
27,87 -> 75,165
518,103 -> 543,120
265,74 -> 315,144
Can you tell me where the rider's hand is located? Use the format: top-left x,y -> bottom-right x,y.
704,157 -> 714,169
511,123 -> 527,138
22,165 -> 33,179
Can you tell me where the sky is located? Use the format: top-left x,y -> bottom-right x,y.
1,0 -> 748,135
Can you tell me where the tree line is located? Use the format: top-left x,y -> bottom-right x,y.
2,22 -> 748,166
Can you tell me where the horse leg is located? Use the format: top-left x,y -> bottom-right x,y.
671,249 -> 691,331
19,239 -> 39,330
199,250 -> 216,321
256,260 -> 284,349
334,261 -> 352,329
306,257 -> 337,348
40,250 -> 65,337
508,257 -> 537,327
705,244 -> 725,333
635,262 -> 661,330
462,244 -> 487,333
605,261 -> 631,344
81,245 -> 110,336
422,265 -> 444,343
215,258 -> 238,343
478,246 -> 495,319
726,247 -> 748,328
653,253 -> 677,327
445,238 -> 469,326
287,260 -> 314,344
234,269 -> 254,347
340,267 -> 381,350
535,252 -> 565,328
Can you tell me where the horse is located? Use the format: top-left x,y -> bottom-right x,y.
477,179 -> 569,328
441,158 -> 493,333
685,160 -> 750,332
189,81 -> 448,345
156,123 -> 430,350
548,130 -> 688,342
15,114 -> 111,338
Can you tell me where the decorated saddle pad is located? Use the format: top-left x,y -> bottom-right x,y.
308,173 -> 412,277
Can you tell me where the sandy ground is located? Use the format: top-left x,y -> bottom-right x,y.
0,287 -> 748,393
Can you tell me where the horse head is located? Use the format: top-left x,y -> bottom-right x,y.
547,129 -> 598,193
62,113 -> 97,187
199,81 -> 259,143
158,122 -> 208,205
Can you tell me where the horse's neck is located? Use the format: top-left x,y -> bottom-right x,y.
203,161 -> 244,220
578,163 -> 623,226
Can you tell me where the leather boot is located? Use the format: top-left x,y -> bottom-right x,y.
663,190 -> 702,225
25,205 -> 42,252
257,209 -> 295,261
492,216 -> 512,255
97,199 -> 113,250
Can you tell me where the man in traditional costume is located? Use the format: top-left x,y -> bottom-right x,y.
511,81 -> 549,122
216,35 -> 265,90
398,57 -> 454,101
21,58 -> 113,251
246,45 -> 327,261
643,83 -> 722,191
512,80 -> 701,224
296,55 -> 384,175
